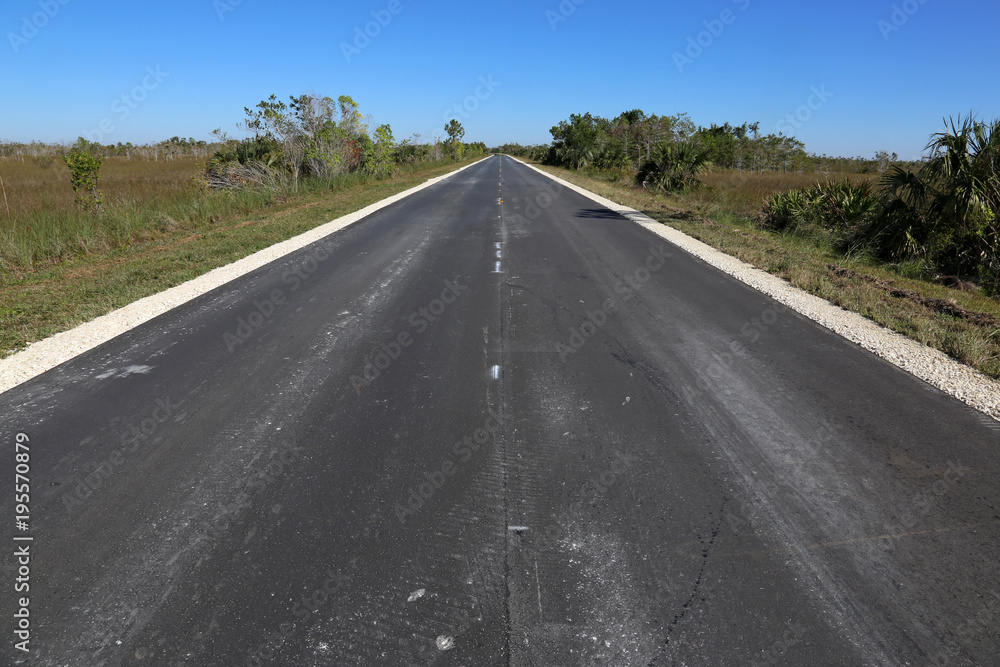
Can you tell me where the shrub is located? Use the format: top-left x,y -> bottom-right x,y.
62,151 -> 104,211
759,180 -> 879,238
635,141 -> 711,193
205,136 -> 284,190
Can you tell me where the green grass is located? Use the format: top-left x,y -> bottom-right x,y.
0,158 -> 480,358
528,162 -> 1000,379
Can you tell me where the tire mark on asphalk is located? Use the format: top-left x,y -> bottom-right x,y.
649,496 -> 728,665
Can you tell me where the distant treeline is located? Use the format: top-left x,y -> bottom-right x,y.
0,137 -> 217,161
492,109 -> 921,177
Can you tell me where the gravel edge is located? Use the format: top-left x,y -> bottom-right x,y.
512,157 -> 1000,422
0,159 -> 488,395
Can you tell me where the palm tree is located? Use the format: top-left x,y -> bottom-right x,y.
880,115 -> 999,279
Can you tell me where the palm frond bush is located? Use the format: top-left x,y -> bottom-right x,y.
635,141 -> 711,192
756,116 -> 999,291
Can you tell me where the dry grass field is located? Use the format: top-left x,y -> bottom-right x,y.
695,169 -> 876,219
0,155 -> 202,217
0,155 -> 211,272
568,166 -> 878,221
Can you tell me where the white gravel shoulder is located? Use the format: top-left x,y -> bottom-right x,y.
513,158 -> 1000,422
0,159 -> 488,395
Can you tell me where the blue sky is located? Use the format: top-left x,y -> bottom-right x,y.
2,0 -> 997,159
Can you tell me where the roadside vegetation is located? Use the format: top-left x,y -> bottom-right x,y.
501,110 -> 1000,379
0,92 -> 485,357
760,117 -> 999,292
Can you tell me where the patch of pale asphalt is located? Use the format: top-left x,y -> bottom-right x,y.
510,157 -> 1000,423
0,158 -> 489,395
561,530 -> 657,663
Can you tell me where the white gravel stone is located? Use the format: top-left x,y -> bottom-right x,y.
514,158 -> 1000,422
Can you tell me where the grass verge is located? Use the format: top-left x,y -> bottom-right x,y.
528,162 -> 1000,380
0,159 -> 480,359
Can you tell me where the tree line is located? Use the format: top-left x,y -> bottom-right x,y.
493,109 -> 924,186
0,137 -> 216,161
540,110 -> 809,180
206,93 -> 486,191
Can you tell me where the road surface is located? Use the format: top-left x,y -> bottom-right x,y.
2,155 -> 999,665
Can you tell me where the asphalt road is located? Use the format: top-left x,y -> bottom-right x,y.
2,154 -> 999,666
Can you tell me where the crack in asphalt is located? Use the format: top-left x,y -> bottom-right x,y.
650,495 -> 729,665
